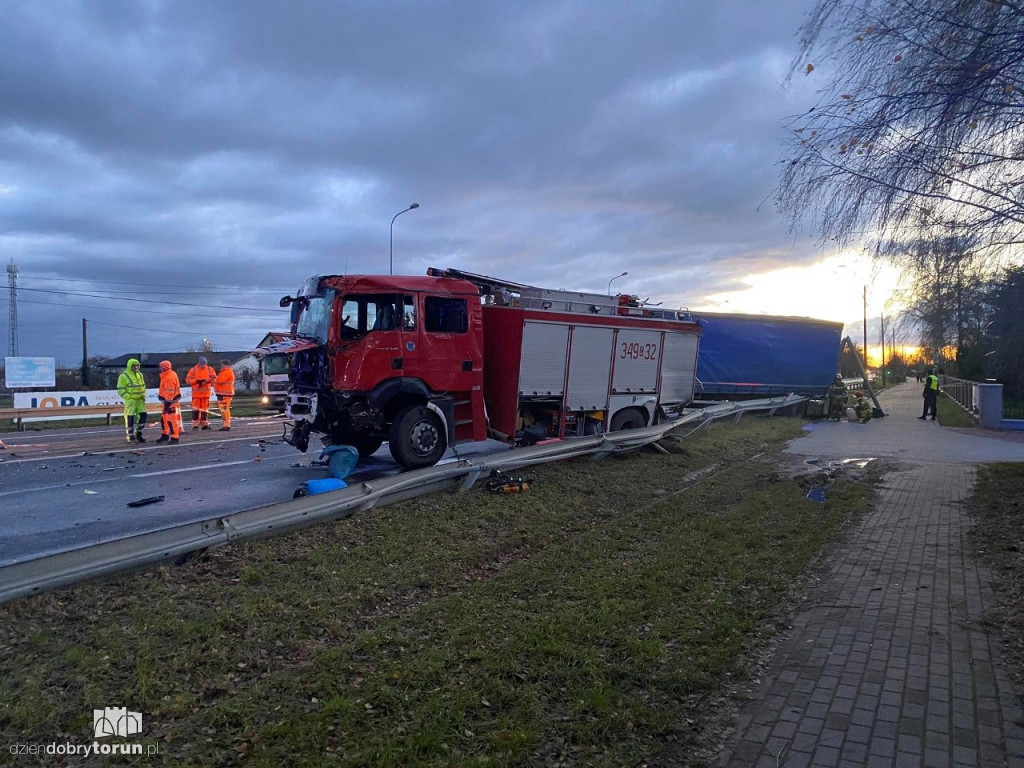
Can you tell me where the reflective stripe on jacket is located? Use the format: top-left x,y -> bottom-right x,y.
117,359 -> 147,406
214,368 -> 235,398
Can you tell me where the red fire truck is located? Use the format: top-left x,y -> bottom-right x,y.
263,269 -> 701,469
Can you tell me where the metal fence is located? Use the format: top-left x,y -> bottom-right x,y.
938,375 -> 977,415
1003,387 -> 1024,420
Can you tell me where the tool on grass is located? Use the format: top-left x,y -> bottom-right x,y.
486,469 -> 532,494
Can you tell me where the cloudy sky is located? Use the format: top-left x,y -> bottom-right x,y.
0,0 -> 899,365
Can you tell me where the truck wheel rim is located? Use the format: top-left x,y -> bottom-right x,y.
410,419 -> 438,455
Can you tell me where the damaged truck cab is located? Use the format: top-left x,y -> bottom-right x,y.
276,274 -> 486,468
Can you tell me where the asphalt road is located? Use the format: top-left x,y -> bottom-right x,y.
0,415 -> 505,567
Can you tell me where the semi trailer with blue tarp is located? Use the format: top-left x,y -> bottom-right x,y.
690,312 -> 843,399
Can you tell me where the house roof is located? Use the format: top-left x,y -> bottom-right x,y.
258,332 -> 290,347
99,351 -> 253,369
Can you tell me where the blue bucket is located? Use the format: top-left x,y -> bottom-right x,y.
319,444 -> 360,480
300,477 -> 348,496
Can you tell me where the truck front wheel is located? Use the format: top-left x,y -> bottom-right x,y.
610,407 -> 646,432
388,405 -> 447,468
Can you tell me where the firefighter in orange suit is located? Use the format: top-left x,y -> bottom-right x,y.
186,356 -> 216,430
156,360 -> 182,444
214,359 -> 236,431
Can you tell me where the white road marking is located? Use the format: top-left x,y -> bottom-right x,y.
0,431 -> 282,464
0,453 -> 300,498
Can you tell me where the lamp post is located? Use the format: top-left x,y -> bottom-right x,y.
607,271 -> 628,295
390,203 -> 420,276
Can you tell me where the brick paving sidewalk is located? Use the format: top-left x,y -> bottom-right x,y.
718,384 -> 1024,768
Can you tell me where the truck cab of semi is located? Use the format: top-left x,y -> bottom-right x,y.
259,353 -> 290,411
276,274 -> 486,468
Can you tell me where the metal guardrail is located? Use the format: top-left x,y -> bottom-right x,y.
0,402 -> 195,430
0,395 -> 806,603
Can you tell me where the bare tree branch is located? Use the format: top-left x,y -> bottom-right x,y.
779,0 -> 1024,259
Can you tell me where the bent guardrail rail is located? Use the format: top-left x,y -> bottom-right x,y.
0,395 -> 805,603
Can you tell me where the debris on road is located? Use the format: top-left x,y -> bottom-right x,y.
83,490 -> 98,495
806,486 -> 827,503
294,478 -> 347,498
127,495 -> 165,508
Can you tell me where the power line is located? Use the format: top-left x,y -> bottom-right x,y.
1,295 -> 282,319
10,285 -> 282,312
22,279 -> 288,295
23,276 -> 290,292
86,318 -> 269,338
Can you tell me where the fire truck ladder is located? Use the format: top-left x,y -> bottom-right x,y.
427,266 -> 693,323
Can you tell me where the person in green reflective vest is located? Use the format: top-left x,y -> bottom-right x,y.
117,358 -> 148,442
918,368 -> 939,421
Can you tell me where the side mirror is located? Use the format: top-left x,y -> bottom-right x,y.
280,296 -> 293,308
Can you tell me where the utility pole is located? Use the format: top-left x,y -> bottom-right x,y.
7,257 -> 19,357
81,318 -> 89,386
862,285 -> 867,374
880,312 -> 887,387
891,326 -> 897,381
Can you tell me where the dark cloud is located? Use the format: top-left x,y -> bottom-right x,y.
0,0 -> 830,364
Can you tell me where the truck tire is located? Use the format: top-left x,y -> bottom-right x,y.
610,407 -> 646,432
388,405 -> 447,468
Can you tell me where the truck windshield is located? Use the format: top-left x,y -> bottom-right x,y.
263,354 -> 289,376
295,289 -> 335,344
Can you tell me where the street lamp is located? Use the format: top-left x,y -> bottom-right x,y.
390,203 -> 420,275
607,271 -> 628,295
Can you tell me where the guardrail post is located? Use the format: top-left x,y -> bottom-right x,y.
976,383 -> 1004,429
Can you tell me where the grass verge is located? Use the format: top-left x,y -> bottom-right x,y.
0,417 -> 875,767
970,464 -> 1024,696
936,394 -> 978,427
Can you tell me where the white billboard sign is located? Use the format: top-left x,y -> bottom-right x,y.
4,357 -> 56,388
12,387 -> 194,422
13,388 -> 193,409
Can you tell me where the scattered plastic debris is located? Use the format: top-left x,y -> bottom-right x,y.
804,457 -> 876,473
294,477 -> 347,498
127,495 -> 165,508
806,487 -> 827,504
83,490 -> 98,495
486,469 -> 532,494
320,445 -> 359,480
